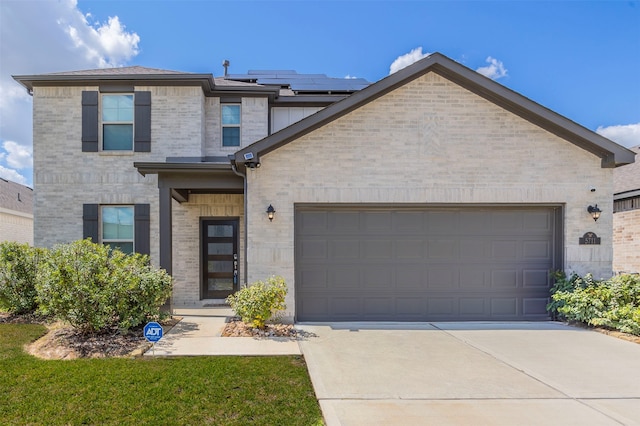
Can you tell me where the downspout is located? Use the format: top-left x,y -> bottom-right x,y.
231,163 -> 248,288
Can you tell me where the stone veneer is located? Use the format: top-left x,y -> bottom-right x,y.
245,72 -> 614,319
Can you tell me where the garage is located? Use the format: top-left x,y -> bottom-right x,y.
295,205 -> 562,322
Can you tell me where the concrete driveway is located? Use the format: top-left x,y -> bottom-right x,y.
297,322 -> 640,426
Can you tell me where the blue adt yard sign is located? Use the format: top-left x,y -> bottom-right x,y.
144,322 -> 163,343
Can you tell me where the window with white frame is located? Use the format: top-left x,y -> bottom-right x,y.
221,104 -> 241,147
101,206 -> 134,254
102,94 -> 134,150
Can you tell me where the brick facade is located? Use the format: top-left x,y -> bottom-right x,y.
613,210 -> 640,273
246,72 -> 614,318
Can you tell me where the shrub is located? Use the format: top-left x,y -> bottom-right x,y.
226,276 -> 287,329
37,239 -> 172,334
0,242 -> 43,314
548,272 -> 640,335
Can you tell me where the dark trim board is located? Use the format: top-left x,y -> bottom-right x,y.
294,204 -> 563,322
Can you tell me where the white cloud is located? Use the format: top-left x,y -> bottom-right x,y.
0,165 -> 28,186
596,123 -> 640,149
344,75 -> 357,79
389,47 -> 431,75
2,141 -> 33,169
476,56 -> 508,80
0,0 -> 140,186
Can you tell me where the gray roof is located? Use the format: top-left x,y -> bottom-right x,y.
225,70 -> 370,93
235,52 -> 636,169
0,179 -> 33,215
614,145 -> 640,194
40,65 -> 189,76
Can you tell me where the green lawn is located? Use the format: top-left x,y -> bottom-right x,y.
0,324 -> 324,425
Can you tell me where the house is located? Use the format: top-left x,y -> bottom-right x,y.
14,53 -> 635,322
0,178 -> 33,245
613,145 -> 640,273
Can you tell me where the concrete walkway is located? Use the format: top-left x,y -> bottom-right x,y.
297,322 -> 640,426
145,308 -> 301,356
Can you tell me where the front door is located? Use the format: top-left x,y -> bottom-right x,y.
202,219 -> 238,299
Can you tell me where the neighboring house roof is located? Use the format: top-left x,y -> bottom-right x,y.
614,145 -> 640,199
234,52 -> 636,169
226,70 -> 370,93
0,179 -> 33,215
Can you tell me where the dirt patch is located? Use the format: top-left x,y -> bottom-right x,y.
1,312 -> 180,359
221,318 -> 315,339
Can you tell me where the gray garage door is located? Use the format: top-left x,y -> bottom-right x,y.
295,206 -> 561,321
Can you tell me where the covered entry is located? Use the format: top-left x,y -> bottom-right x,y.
295,205 -> 562,321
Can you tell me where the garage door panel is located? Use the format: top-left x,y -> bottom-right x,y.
396,298 -> 425,315
492,240 -> 519,260
362,239 -> 393,258
396,265 -> 426,289
329,239 -> 360,259
427,267 -> 457,288
523,269 -> 550,288
491,298 -> 518,316
296,206 -> 559,321
427,211 -> 459,234
331,268 -> 360,289
328,211 -> 360,233
363,267 -> 392,288
491,270 -> 518,288
523,240 -> 551,259
523,298 -> 549,316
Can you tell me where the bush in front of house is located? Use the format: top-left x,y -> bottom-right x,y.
0,242 -> 43,314
36,239 -> 172,334
548,271 -> 640,335
226,276 -> 287,329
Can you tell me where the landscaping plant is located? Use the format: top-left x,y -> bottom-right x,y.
36,239 -> 172,334
0,242 -> 42,314
548,271 -> 640,335
226,275 -> 287,328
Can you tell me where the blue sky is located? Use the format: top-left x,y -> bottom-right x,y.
1,0 -> 639,187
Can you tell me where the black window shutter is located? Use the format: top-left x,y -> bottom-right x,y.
135,204 -> 151,255
83,204 -> 99,242
81,91 -> 99,152
134,91 -> 151,152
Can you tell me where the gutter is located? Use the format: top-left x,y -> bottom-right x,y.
231,161 -> 248,288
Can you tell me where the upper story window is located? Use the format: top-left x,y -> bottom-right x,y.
102,94 -> 134,150
101,205 -> 134,254
222,104 -> 241,147
82,90 -> 151,153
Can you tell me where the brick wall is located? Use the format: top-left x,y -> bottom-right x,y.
613,209 -> 640,273
245,72 -> 614,319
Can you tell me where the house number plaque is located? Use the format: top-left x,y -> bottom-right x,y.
579,232 -> 601,245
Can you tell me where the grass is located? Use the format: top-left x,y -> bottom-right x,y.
0,324 -> 324,425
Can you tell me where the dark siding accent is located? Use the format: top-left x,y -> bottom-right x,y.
81,91 -> 99,152
82,204 -> 99,242
135,204 -> 151,255
134,91 -> 151,152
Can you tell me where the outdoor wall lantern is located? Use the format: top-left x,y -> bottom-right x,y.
587,204 -> 602,222
266,204 -> 276,222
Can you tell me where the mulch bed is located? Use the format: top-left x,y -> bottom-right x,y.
1,312 -> 180,359
221,318 -> 315,339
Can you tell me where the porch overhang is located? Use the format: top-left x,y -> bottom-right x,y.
133,160 -> 245,277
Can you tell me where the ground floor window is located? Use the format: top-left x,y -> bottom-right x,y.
101,206 -> 134,254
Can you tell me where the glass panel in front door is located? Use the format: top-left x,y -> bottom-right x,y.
202,220 -> 238,299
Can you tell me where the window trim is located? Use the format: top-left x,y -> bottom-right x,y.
101,93 -> 135,151
221,103 -> 241,147
100,205 -> 135,254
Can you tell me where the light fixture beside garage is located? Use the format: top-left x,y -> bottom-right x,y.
266,204 -> 276,221
587,204 -> 602,222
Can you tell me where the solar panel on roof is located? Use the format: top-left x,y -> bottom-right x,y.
225,69 -> 370,92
